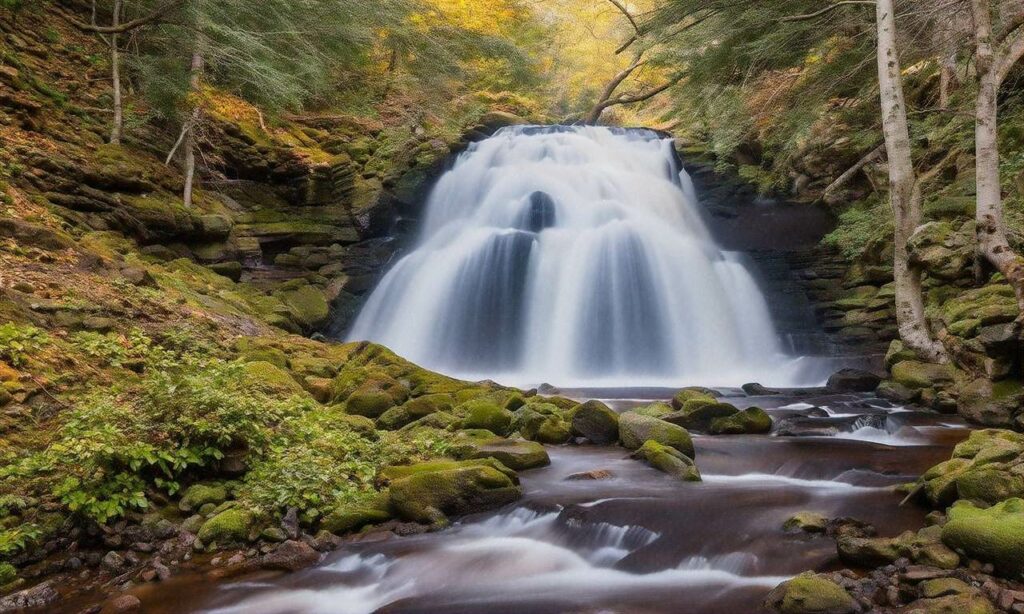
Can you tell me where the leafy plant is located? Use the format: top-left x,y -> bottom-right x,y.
0,323 -> 48,367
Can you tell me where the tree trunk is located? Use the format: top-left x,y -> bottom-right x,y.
182,48 -> 204,208
109,0 -> 123,144
971,0 -> 1024,310
875,0 -> 948,363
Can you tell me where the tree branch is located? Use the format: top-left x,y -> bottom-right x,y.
823,142 -> 885,197
995,9 -> 1024,46
607,0 -> 640,36
607,73 -> 684,106
69,0 -> 182,34
780,1 -> 876,23
996,28 -> 1024,85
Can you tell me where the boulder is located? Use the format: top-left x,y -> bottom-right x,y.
826,369 -> 882,393
671,387 -> 720,410
513,404 -> 571,444
344,376 -> 410,419
742,382 -> 780,395
764,573 -> 860,614
784,512 -> 829,534
570,400 -> 619,445
260,540 -> 320,572
629,402 -> 674,418
902,594 -> 996,614
618,413 -> 695,459
459,399 -> 514,436
320,503 -> 392,535
891,361 -> 955,390
388,465 -> 522,526
377,394 -> 454,430
709,407 -> 773,434
663,402 -> 739,432
942,498 -> 1024,579
197,508 -> 256,546
179,483 -> 228,513
99,594 -> 142,614
466,437 -> 550,471
630,440 -> 701,481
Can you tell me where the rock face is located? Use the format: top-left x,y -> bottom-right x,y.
570,400 -> 620,444
917,429 -> 1024,507
942,498 -> 1024,579
764,573 -> 860,614
826,369 -> 882,393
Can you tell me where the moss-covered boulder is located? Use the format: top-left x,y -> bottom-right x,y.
709,407 -> 773,434
377,393 -> 454,430
891,360 -> 955,390
379,458 -> 518,485
388,465 -> 522,526
570,400 -> 619,444
784,512 -> 829,534
764,573 -> 859,614
465,437 -> 550,471
902,594 -> 996,614
459,399 -> 514,436
320,496 -> 392,535
629,402 -> 674,418
663,402 -> 740,432
513,404 -> 571,444
631,440 -> 701,481
240,361 -> 304,397
838,525 -> 959,570
197,508 -> 256,546
400,411 -> 460,432
274,283 -> 330,332
179,483 -> 228,513
618,412 -> 695,459
671,387 -> 720,410
344,376 -> 410,419
917,429 -> 1024,507
942,498 -> 1024,579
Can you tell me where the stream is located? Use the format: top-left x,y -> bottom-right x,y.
135,389 -> 967,614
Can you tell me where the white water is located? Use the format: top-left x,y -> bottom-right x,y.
347,126 -> 815,387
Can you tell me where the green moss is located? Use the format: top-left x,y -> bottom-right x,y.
274,284 -> 329,331
240,360 -> 304,397
388,465 -> 521,526
197,508 -> 256,546
942,498 -> 1024,579
618,413 -> 695,459
630,402 -> 674,418
320,495 -> 392,534
631,440 -> 701,481
462,436 -> 550,470
665,401 -> 739,432
569,400 -> 619,444
671,387 -> 719,410
377,394 -> 454,430
179,483 -> 228,513
459,399 -> 513,436
239,347 -> 290,369
709,407 -> 773,435
379,458 -> 517,484
0,562 -> 16,586
766,573 -> 858,614
891,360 -> 955,389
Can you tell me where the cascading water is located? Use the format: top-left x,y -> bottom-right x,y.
347,125 -> 811,387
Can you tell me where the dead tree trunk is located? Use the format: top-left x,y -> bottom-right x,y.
182,48 -> 204,208
876,0 -> 948,362
970,0 -> 1024,310
109,0 -> 123,144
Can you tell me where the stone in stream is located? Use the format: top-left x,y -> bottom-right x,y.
670,387 -> 721,410
826,369 -> 882,393
708,406 -> 773,434
388,464 -> 522,526
565,469 -> 615,481
630,440 -> 701,482
663,401 -> 739,432
784,511 -> 829,534
764,572 -> 860,614
569,400 -> 619,444
742,382 -> 780,396
618,412 -> 695,459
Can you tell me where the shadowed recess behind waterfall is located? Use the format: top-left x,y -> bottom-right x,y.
345,126 -> 822,387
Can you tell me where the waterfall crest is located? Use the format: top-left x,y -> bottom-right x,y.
347,125 -> 808,386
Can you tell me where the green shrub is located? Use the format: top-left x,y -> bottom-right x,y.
0,323 -> 48,367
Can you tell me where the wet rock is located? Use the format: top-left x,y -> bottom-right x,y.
0,580 -> 59,610
388,464 -> 521,526
671,387 -> 721,409
378,394 -> 454,430
890,361 -> 955,390
709,406 -> 773,434
282,507 -> 300,540
743,382 -> 780,395
630,440 -> 701,481
320,502 -> 391,535
826,369 -> 882,393
570,400 -> 620,444
197,509 -> 256,547
565,469 -> 615,481
785,512 -> 829,534
663,401 -> 739,432
902,593 -> 997,614
942,498 -> 1024,579
99,594 -> 142,614
466,436 -> 550,471
618,412 -> 695,458
179,483 -> 228,513
459,399 -> 514,436
260,540 -> 320,572
101,551 -> 125,571
765,572 -> 860,614
513,404 -> 572,444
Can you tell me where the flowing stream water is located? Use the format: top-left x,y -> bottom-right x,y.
128,127 -> 968,613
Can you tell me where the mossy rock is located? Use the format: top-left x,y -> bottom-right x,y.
377,394 -> 454,430
379,458 -> 518,485
0,562 -> 16,586
942,498 -> 1024,579
953,429 -> 1024,459
344,376 -> 410,419
903,594 -> 996,614
784,511 -> 829,534
885,340 -> 918,370
631,440 -> 701,482
709,407 -> 773,435
569,400 -> 619,444
513,405 -> 571,444
764,572 -> 859,614
663,402 -> 739,432
956,467 -> 1024,504
465,437 -> 550,471
922,458 -> 973,506
239,347 -> 290,369
388,465 -> 522,526
196,508 -> 256,546
240,361 -> 304,397
459,399 -> 514,436
618,412 -> 695,459
891,360 -> 955,389
630,402 -> 674,418
179,483 -> 228,513
671,387 -> 720,410
320,496 -> 392,535
919,578 -> 974,599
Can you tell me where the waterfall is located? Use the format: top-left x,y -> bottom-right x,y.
346,125 -> 811,387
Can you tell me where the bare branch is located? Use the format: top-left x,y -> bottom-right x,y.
995,9 -> 1024,46
607,0 -> 640,36
823,143 -> 885,197
780,1 -> 876,23
69,0 -> 183,34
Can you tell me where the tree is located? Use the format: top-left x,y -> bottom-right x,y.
874,0 -> 948,362
969,0 -> 1024,310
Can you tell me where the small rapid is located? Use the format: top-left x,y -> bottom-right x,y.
346,126 -> 820,387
